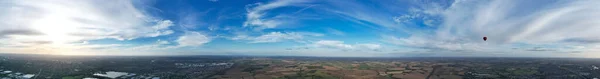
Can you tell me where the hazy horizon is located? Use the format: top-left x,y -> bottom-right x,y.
1,0 -> 600,57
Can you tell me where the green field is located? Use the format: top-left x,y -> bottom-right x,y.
358,63 -> 371,70
275,70 -> 338,79
306,66 -> 325,69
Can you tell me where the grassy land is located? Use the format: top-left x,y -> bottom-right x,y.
61,75 -> 85,79
306,66 -> 324,69
358,63 -> 371,70
275,70 -> 338,79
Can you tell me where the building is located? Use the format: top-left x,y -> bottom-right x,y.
21,74 -> 35,79
1,71 -> 11,74
93,71 -> 128,79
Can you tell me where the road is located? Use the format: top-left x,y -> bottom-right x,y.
426,65 -> 441,79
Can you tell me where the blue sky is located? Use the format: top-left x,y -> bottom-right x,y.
1,0 -> 600,57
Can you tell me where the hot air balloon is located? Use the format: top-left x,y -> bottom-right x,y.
483,36 -> 487,41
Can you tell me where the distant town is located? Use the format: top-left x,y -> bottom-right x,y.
1,54 -> 600,79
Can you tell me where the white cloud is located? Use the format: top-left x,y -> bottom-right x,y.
121,39 -> 177,53
243,0 -> 309,30
524,47 -> 556,52
251,32 -> 303,43
382,34 -> 493,53
390,0 -> 600,56
423,20 -> 435,26
437,0 -> 600,44
178,12 -> 203,30
0,0 -> 174,54
314,40 -> 354,49
321,1 -> 411,33
232,32 -> 322,43
177,32 -> 211,47
356,44 -> 381,50
313,40 -> 381,51
2,0 -> 174,41
392,1 -> 447,27
156,39 -> 170,45
325,28 -> 345,36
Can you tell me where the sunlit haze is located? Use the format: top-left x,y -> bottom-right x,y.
1,0 -> 600,57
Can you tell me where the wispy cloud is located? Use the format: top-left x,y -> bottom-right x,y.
382,35 -> 487,52
232,32 -> 322,43
0,0 -> 174,54
387,0 -> 600,56
325,28 -> 345,36
314,40 -> 354,49
176,32 -> 211,47
312,40 -> 381,51
2,0 -> 599,57
0,29 -> 44,38
525,47 -> 557,52
393,0 -> 448,27
439,0 -> 600,44
243,0 -> 310,30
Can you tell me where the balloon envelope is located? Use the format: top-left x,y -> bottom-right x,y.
483,37 -> 487,41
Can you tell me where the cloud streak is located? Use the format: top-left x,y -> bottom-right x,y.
2,0 -> 599,57
0,0 -> 174,54
389,0 -> 600,56
177,32 -> 211,47
313,40 -> 381,51
243,0 -> 310,30
232,32 -> 322,43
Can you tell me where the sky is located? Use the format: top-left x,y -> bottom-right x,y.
1,0 -> 600,57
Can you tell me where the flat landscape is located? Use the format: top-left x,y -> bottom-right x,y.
1,54 -> 600,79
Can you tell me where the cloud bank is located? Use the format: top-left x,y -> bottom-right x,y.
1,0 -> 599,57
387,0 -> 600,57
0,0 -> 173,54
